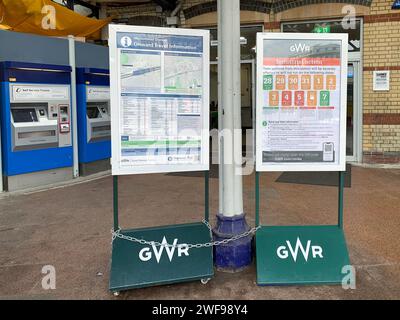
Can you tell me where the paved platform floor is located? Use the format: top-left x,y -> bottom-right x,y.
0,166 -> 399,299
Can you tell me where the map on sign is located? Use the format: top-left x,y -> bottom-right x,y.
164,53 -> 203,95
120,50 -> 161,93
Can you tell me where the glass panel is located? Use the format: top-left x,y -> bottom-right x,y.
282,20 -> 361,52
347,64 -> 354,156
209,25 -> 263,61
241,63 -> 252,128
210,64 -> 218,129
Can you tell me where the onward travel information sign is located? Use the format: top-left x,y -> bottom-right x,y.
109,25 -> 209,175
256,33 -> 348,172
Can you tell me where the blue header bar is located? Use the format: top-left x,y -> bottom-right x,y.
117,32 -> 203,53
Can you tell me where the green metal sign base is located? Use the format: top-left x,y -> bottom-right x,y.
109,222 -> 214,292
256,225 -> 350,285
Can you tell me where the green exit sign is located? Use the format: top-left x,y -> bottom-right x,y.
313,25 -> 331,33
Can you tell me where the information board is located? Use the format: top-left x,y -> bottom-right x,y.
109,25 -> 210,175
256,33 -> 348,172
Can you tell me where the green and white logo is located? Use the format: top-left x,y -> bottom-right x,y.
276,237 -> 323,262
139,237 -> 190,263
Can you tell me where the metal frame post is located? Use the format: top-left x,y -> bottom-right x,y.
255,171 -> 260,227
214,0 -> 252,271
0,122 -> 3,192
68,35 -> 79,178
338,171 -> 345,229
113,175 -> 119,232
218,0 -> 243,216
204,171 -> 210,222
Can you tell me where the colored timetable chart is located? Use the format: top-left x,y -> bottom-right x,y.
263,73 -> 337,109
256,33 -> 348,172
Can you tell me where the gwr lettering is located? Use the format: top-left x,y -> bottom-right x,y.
139,237 -> 189,263
277,237 -> 323,262
290,43 -> 311,53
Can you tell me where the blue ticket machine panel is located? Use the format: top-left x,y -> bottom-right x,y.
76,68 -> 110,175
0,61 -> 73,190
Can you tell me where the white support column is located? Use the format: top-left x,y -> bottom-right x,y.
68,35 -> 79,178
218,0 -> 243,217
99,4 -> 109,41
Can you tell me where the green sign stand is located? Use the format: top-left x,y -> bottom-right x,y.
255,171 -> 350,285
109,172 -> 214,295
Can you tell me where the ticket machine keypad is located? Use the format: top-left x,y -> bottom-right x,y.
58,105 -> 71,134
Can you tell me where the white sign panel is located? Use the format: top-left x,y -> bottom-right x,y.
109,25 -> 210,175
10,84 -> 70,102
256,33 -> 348,172
86,86 -> 110,101
373,70 -> 390,91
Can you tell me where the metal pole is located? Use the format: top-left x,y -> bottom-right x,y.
204,171 -> 209,222
68,35 -> 79,178
338,171 -> 345,229
214,0 -> 252,271
218,0 -> 243,217
113,176 -> 119,231
255,172 -> 260,227
251,59 -> 256,161
217,10 -> 223,215
0,122 -> 3,192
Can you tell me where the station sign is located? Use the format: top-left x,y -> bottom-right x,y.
109,25 -> 210,175
256,33 -> 348,172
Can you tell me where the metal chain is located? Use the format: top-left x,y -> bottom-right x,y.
111,220 -> 261,249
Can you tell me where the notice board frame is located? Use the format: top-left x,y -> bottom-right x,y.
255,32 -> 348,172
254,32 -> 351,286
109,24 -> 210,176
108,25 -> 213,294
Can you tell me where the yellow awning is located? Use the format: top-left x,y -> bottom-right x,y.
0,0 -> 111,40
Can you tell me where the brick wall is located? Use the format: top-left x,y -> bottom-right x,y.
363,0 -> 400,163
104,0 -> 400,164
106,2 -> 166,26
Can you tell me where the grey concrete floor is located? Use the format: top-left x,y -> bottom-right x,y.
0,166 -> 399,299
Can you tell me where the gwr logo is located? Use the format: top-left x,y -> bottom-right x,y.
290,43 -> 311,53
276,237 -> 323,262
139,237 -> 189,263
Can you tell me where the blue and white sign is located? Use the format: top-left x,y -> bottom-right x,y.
109,25 -> 210,175
117,32 -> 203,53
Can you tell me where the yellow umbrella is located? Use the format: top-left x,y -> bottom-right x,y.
0,0 -> 111,40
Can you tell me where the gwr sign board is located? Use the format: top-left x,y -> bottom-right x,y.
109,223 -> 213,291
108,25 -> 212,293
109,25 -> 210,175
255,226 -> 351,285
256,33 -> 348,172
255,33 -> 350,286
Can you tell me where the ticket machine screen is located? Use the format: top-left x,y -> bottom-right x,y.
87,106 -> 100,119
11,108 -> 39,123
86,102 -> 111,142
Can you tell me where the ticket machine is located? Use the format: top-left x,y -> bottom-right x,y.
76,68 -> 110,175
0,61 -> 73,191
